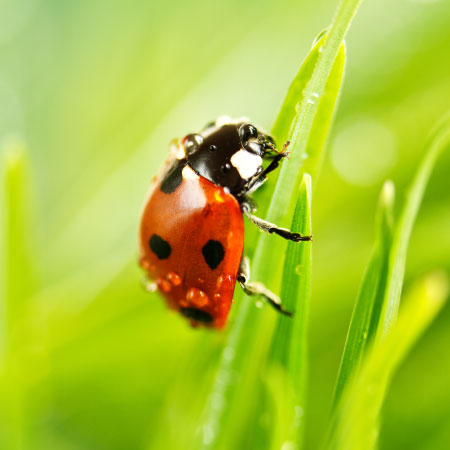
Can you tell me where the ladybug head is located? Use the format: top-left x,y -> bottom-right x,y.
183,118 -> 279,196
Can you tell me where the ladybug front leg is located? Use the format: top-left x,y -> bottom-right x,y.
237,257 -> 292,316
245,151 -> 288,193
241,203 -> 312,242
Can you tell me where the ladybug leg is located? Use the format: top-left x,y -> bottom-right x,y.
241,203 -> 312,242
245,151 -> 287,193
237,257 -> 292,316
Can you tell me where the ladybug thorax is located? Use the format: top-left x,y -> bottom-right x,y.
182,122 -> 272,196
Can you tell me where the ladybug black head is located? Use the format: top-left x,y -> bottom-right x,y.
183,118 -> 278,196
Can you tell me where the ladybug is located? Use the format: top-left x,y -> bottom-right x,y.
139,117 -> 311,329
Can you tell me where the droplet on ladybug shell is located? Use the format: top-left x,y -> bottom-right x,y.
186,287 -> 210,308
157,278 -> 172,293
167,272 -> 182,286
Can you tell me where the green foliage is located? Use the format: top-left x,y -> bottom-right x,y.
328,114 -> 450,448
332,180 -> 395,408
327,271 -> 449,450
1,1 -> 450,450
197,1 -> 357,447
267,174 -> 312,449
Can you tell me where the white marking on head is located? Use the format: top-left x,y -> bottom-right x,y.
230,149 -> 262,179
182,165 -> 199,180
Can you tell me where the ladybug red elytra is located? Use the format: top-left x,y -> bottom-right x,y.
139,117 -> 311,329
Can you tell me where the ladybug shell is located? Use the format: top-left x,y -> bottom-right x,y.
139,157 -> 244,329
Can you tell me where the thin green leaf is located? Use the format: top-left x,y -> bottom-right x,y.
0,138 -> 34,361
326,271 -> 449,450
379,114 -> 450,337
267,174 -> 312,450
197,1 -> 362,448
331,180 -> 395,409
0,138 -> 34,450
257,38 -> 345,218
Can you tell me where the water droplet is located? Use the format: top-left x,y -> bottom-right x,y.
142,279 -> 157,293
295,405 -> 304,418
211,392 -> 224,410
302,88 -> 320,106
167,272 -> 181,286
223,346 -> 235,362
157,278 -> 171,293
179,299 -> 188,308
186,287 -> 210,307
202,425 -> 214,445
281,441 -> 298,450
312,28 -> 328,46
255,301 -> 263,309
295,264 -> 303,276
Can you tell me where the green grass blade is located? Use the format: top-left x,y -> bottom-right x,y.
197,1 -> 362,448
379,114 -> 450,337
265,1 -> 360,230
0,138 -> 35,450
267,174 -> 312,449
326,271 -> 449,450
331,180 -> 395,409
0,138 -> 34,361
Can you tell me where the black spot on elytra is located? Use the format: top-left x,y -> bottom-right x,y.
202,240 -> 225,270
180,307 -> 213,324
160,160 -> 185,194
149,234 -> 171,259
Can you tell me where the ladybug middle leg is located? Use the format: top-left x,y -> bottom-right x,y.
241,202 -> 312,242
237,256 -> 292,316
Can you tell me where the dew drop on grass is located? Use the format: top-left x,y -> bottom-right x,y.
302,88 -> 320,105
312,28 -> 328,45
223,346 -> 235,363
202,425 -> 214,445
211,392 -> 225,411
281,441 -> 298,450
295,264 -> 303,276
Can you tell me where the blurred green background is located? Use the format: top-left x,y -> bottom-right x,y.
1,0 -> 450,449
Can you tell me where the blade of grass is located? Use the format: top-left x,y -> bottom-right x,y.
0,138 -> 34,361
325,114 -> 450,449
0,138 -> 35,450
256,37 -> 345,220
378,113 -> 450,337
326,271 -> 449,450
331,180 -> 395,409
266,174 -> 312,450
272,38 -> 346,187
197,1 -> 362,448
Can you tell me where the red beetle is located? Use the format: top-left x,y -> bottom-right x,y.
139,117 -> 311,328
